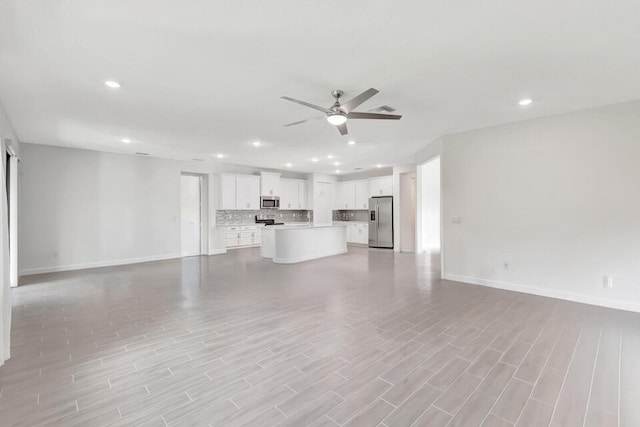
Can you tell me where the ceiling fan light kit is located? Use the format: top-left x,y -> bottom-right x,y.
281,88 -> 402,135
326,112 -> 347,125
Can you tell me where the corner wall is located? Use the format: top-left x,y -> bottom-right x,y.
441,100 -> 640,312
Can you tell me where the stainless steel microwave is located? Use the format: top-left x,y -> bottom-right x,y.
260,196 -> 280,209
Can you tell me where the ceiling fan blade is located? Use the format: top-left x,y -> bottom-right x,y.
347,112 -> 402,120
283,116 -> 324,127
337,122 -> 348,135
281,96 -> 331,113
340,88 -> 379,113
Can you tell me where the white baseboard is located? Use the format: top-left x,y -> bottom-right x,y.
444,273 -> 640,313
21,249 -> 232,276
208,248 -> 227,255
20,253 -> 184,275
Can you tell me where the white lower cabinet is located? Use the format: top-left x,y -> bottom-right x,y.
343,223 -> 369,245
225,225 -> 263,248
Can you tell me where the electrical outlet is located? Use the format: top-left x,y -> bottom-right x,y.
503,262 -> 510,270
604,276 -> 614,289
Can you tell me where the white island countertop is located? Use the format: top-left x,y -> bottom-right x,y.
261,224 -> 347,263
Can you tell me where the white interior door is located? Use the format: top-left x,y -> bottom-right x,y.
181,175 -> 201,256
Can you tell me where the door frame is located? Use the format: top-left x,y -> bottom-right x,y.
180,173 -> 208,256
5,139 -> 18,287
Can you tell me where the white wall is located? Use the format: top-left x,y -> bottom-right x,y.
419,158 -> 441,253
415,137 -> 443,166
19,143 -> 220,274
441,100 -> 640,312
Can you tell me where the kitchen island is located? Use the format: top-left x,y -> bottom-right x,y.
261,224 -> 347,264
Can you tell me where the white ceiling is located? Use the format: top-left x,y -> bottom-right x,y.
1,1 -> 640,174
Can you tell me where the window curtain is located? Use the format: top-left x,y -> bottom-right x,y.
0,153 -> 10,366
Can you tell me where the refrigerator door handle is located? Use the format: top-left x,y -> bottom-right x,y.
376,206 -> 379,230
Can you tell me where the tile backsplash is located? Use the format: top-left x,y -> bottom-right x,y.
332,210 -> 369,222
216,210 -> 312,225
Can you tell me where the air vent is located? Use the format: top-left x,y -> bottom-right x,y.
134,152 -> 149,156
192,158 -> 205,162
354,167 -> 363,171
369,105 -> 396,113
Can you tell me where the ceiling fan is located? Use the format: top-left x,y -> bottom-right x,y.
281,88 -> 401,135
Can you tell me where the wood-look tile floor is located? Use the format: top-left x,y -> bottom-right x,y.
2,247 -> 639,427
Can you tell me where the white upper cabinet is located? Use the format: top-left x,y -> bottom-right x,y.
369,176 -> 393,197
280,178 -> 310,210
280,178 -> 299,210
298,180 -> 308,209
336,180 -> 370,210
337,181 -> 356,209
355,180 -> 370,209
260,172 -> 281,197
236,175 -> 260,210
220,174 -> 237,210
219,174 -> 260,210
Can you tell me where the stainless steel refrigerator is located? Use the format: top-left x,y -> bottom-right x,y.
369,196 -> 393,249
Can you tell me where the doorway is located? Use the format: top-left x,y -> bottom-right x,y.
417,157 -> 441,254
399,171 -> 417,252
180,174 -> 207,257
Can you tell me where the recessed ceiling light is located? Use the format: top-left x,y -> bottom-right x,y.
216,153 -> 224,159
335,169 -> 341,174
286,163 -> 292,167
121,138 -> 131,143
327,154 -> 334,159
376,164 -> 382,168
104,80 -> 121,89
311,158 -> 319,162
252,141 -> 261,147
334,162 -> 341,166
348,140 -> 356,145
518,98 -> 533,106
